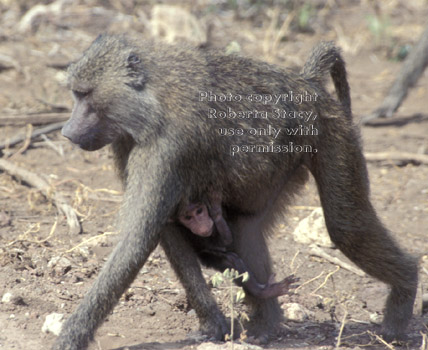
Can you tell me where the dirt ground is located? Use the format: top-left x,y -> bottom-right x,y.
0,1 -> 427,350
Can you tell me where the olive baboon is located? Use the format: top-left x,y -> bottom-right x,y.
53,35 -> 417,350
363,24 -> 428,123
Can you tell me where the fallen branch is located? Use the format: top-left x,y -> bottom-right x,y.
0,158 -> 81,234
365,151 -> 428,165
0,113 -> 69,126
309,245 -> 365,277
367,331 -> 395,350
0,121 -> 65,150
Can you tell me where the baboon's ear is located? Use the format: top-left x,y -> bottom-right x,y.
127,53 -> 141,68
126,53 -> 145,91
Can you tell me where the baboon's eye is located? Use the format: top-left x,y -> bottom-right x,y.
185,215 -> 192,221
196,207 -> 203,215
72,90 -> 90,99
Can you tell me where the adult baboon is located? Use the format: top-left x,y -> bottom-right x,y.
53,35 -> 417,350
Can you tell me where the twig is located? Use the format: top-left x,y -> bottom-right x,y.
311,266 -> 340,295
0,158 -> 81,234
65,231 -> 117,253
271,11 -> 295,55
421,331 -> 427,350
348,318 -> 370,324
367,331 -> 395,350
364,151 -> 428,165
11,124 -> 33,156
340,331 -> 369,340
0,121 -> 65,150
294,271 -> 324,292
336,308 -> 348,348
0,113 -> 69,126
290,249 -> 300,270
41,134 -> 64,157
310,245 -> 366,277
7,220 -> 58,246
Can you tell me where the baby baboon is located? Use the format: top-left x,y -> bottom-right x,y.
189,231 -> 299,299
177,201 -> 214,236
54,35 -> 417,350
364,24 -> 428,123
176,193 -> 298,298
176,191 -> 233,245
176,196 -> 298,299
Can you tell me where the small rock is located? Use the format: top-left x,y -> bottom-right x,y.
186,330 -> 208,342
48,256 -> 72,276
55,71 -> 68,86
42,313 -> 64,336
283,302 -> 311,322
11,295 -> 27,306
292,208 -> 332,247
141,305 -> 156,316
187,309 -> 196,316
2,292 -> 13,303
369,312 -> 382,325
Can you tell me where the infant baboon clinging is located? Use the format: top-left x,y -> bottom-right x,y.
176,191 -> 233,245
176,194 -> 299,299
54,35 -> 417,350
188,228 -> 299,299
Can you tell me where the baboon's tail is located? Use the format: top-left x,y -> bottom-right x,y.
301,41 -> 351,119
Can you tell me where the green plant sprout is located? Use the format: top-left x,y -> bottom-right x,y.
211,268 -> 250,347
298,2 -> 314,32
366,14 -> 391,45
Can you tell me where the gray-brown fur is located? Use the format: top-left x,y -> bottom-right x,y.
54,35 -> 417,350
301,41 -> 351,118
363,24 -> 428,123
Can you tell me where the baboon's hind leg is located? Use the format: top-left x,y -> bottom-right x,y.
310,122 -> 418,341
